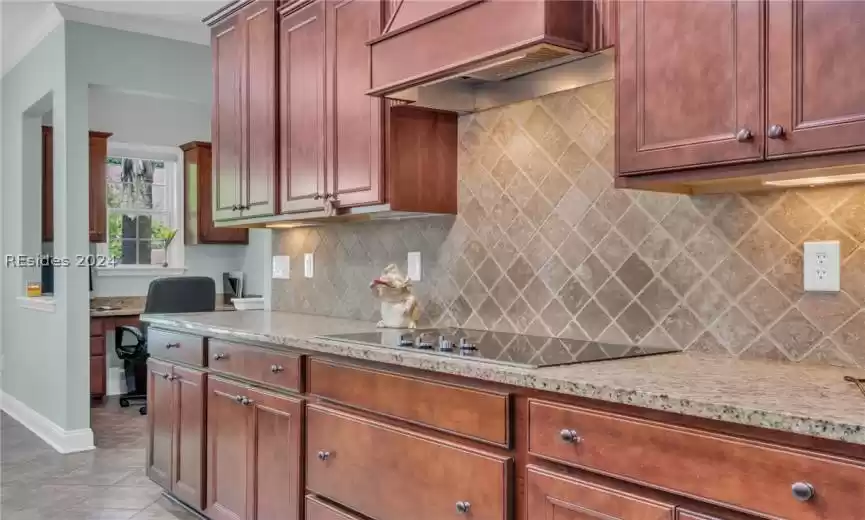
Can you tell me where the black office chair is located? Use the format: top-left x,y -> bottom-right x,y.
116,276 -> 216,415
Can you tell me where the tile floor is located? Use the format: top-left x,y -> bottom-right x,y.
1,399 -> 199,519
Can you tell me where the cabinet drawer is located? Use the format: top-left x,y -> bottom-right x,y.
307,405 -> 510,520
306,495 -> 362,520
308,358 -> 510,446
90,318 -> 104,337
90,337 -> 105,356
528,399 -> 865,520
527,466 -> 674,519
148,329 -> 206,367
208,339 -> 301,392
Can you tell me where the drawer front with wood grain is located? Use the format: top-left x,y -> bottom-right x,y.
208,339 -> 302,392
306,495 -> 362,520
307,405 -> 510,520
308,358 -> 510,446
90,337 -> 105,356
528,399 -> 865,520
527,465 -> 675,520
148,329 -> 206,367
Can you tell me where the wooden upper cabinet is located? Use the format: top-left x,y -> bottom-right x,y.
766,0 -> 865,157
617,0 -> 763,175
326,0 -> 385,208
182,142 -> 248,244
526,466 -> 675,520
279,0 -> 327,214
212,16 -> 244,221
41,128 -> 111,242
88,132 -> 110,242
42,127 -> 54,242
241,0 -> 277,218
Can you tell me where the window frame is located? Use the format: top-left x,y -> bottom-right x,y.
97,141 -> 186,275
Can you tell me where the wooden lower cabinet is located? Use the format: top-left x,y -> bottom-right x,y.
146,359 -> 207,510
147,359 -> 174,491
306,405 -> 510,520
305,496 -> 361,520
206,377 -> 303,520
678,512 -> 726,520
526,466 -> 675,520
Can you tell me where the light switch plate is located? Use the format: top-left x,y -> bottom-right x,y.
407,252 -> 422,281
803,240 -> 840,292
272,256 -> 290,279
304,253 -> 314,279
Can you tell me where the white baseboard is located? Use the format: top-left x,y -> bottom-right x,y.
1,391 -> 94,453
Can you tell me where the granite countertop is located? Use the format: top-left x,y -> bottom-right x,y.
141,310 -> 865,446
91,296 -> 236,317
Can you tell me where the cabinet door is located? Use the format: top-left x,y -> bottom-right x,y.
767,0 -> 865,157
326,0 -> 384,207
279,0 -> 327,214
172,366 -> 206,511
212,16 -> 244,222
241,0 -> 277,218
678,512 -> 728,520
617,0 -> 763,174
207,377 -> 252,520
42,127 -> 53,242
88,132 -> 110,242
146,359 -> 174,491
306,495 -> 363,520
249,388 -> 303,520
526,466 -> 674,520
89,355 -> 106,398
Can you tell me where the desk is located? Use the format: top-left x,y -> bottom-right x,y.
90,314 -> 140,399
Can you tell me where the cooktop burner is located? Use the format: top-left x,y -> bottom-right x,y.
321,328 -> 679,368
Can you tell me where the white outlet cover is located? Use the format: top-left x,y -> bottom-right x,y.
272,256 -> 290,279
803,240 -> 840,292
304,253 -> 314,278
407,252 -> 422,281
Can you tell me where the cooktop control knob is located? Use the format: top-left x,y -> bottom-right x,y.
438,336 -> 454,351
459,338 -> 477,351
398,334 -> 415,347
417,336 -> 434,349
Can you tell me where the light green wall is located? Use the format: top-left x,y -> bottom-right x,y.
1,24 -> 85,429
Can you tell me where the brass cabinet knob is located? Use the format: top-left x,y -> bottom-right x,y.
736,128 -> 753,142
768,124 -> 785,139
213,353 -> 226,361
559,429 -> 582,444
317,450 -> 330,461
234,395 -> 244,403
791,482 -> 815,502
455,501 -> 471,514
270,364 -> 284,373
240,397 -> 252,406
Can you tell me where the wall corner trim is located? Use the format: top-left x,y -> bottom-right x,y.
1,391 -> 95,454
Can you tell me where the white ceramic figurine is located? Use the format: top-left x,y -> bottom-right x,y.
370,264 -> 420,329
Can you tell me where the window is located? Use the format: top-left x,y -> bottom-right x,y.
102,143 -> 184,272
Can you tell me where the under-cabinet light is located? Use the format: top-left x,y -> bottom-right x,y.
762,171 -> 865,188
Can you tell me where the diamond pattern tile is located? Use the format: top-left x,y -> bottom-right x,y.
273,80 -> 865,367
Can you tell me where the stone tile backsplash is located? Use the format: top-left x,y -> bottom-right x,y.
273,80 -> 865,368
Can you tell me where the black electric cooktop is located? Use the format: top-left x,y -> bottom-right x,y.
321,328 -> 679,368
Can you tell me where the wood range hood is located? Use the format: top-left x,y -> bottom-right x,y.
367,0 -> 616,113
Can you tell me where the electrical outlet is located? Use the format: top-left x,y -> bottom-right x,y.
304,253 -> 314,278
407,252 -> 422,281
272,256 -> 290,279
803,241 -> 840,292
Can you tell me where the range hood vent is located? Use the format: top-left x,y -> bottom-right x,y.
457,45 -> 581,82
389,48 -> 614,114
